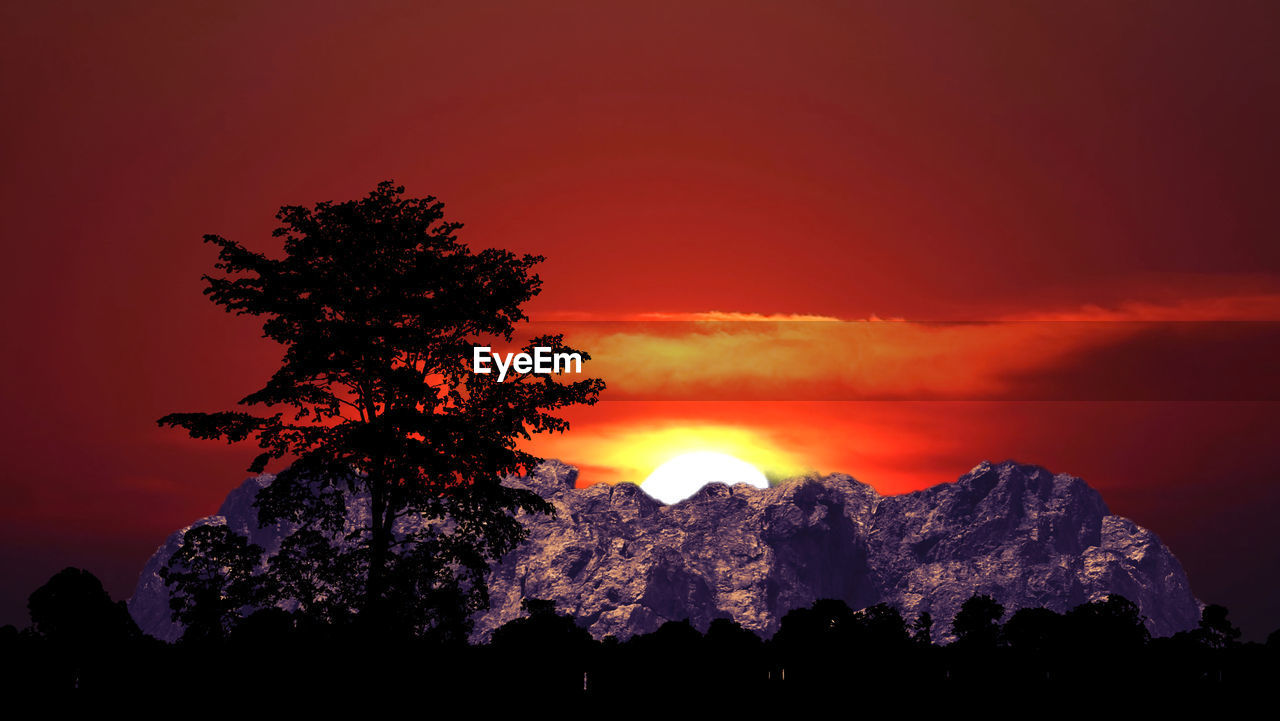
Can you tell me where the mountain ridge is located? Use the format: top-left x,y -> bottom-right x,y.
128,459 -> 1202,642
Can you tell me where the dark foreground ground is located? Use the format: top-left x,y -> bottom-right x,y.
7,568 -> 1278,707
4,607 -> 1278,709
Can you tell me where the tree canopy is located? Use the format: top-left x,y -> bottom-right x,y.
952,594 -> 1004,648
27,567 -> 140,651
158,181 -> 604,637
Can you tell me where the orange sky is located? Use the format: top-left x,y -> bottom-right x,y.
510,311 -> 1277,493
1,1 -> 1278,636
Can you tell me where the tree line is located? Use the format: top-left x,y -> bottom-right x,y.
3,565 -> 1278,702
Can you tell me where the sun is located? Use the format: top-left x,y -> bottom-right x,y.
525,419 -> 812,491
639,450 -> 770,504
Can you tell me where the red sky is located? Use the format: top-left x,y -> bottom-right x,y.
2,1 -> 1278,636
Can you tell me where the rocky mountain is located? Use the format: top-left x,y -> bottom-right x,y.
128,474 -> 284,643
129,459 -> 1201,642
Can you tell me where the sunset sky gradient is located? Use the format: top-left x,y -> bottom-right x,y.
2,1 -> 1278,636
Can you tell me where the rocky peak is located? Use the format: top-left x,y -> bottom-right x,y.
479,460 -> 1197,641
128,459 -> 1202,645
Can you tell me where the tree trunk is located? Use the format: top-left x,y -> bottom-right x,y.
366,459 -> 390,636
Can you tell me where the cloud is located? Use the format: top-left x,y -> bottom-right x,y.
544,319 -> 1125,400
1002,292 -> 1280,322
529,292 -> 1279,402
535,310 -> 846,322
628,311 -> 848,322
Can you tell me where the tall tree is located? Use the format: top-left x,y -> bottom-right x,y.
158,181 -> 604,635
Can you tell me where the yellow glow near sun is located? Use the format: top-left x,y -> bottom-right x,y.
580,424 -> 811,493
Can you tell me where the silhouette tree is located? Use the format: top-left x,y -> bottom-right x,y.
160,524 -> 265,643
27,567 -> 142,689
704,616 -> 764,687
158,182 -> 604,636
1002,607 -> 1064,657
1195,604 -> 1241,649
776,598 -> 857,647
912,611 -> 934,646
625,619 -> 706,693
1065,594 -> 1149,652
27,568 -> 140,648
489,598 -> 595,693
771,599 -> 858,684
952,594 -> 1003,648
853,602 -> 910,648
264,527 -> 362,626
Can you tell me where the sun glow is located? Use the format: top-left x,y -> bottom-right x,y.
640,450 -> 769,503
524,412 -> 816,492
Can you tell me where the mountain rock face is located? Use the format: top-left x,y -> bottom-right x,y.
129,459 -> 1201,642
128,474 -> 285,643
